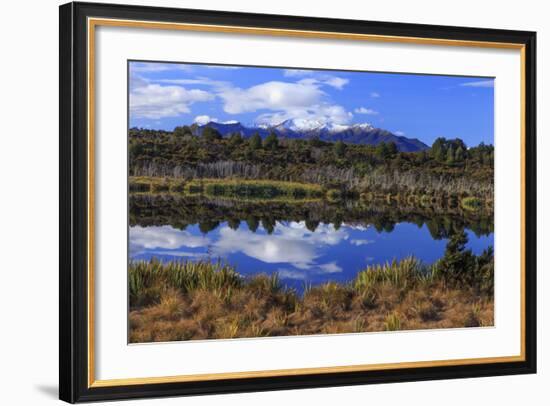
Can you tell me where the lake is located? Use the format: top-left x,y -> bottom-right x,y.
129,195 -> 494,293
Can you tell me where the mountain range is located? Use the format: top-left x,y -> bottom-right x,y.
193,119 -> 429,152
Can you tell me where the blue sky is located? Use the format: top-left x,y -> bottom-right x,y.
129,61 -> 494,147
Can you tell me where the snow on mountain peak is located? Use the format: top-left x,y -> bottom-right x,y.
352,123 -> 374,131
280,118 -> 327,132
212,118 -> 374,134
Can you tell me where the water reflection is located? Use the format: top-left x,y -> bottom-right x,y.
129,219 -> 494,292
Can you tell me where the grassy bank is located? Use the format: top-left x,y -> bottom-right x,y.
129,238 -> 494,342
130,176 -> 324,201
129,176 -> 492,210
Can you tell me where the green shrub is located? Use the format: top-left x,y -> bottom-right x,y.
461,196 -> 483,210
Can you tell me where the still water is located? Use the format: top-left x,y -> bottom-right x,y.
129,219 -> 494,292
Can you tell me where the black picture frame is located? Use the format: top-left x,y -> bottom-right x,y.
59,1 -> 537,403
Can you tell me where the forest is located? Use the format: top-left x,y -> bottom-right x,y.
129,126 -> 494,202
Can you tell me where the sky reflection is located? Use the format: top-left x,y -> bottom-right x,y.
129,221 -> 494,292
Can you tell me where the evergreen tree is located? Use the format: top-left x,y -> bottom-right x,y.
437,230 -> 475,284
227,218 -> 240,230
173,125 -> 192,137
263,131 -> 279,150
455,145 -> 465,162
202,127 -> 222,142
375,142 -> 389,160
248,132 -> 262,150
446,145 -> 455,164
431,137 -> 446,161
261,218 -> 275,234
305,219 -> 320,232
229,132 -> 243,147
387,141 -> 398,156
334,140 -> 346,157
246,217 -> 259,233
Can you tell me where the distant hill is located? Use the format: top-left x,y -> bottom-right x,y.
193,119 -> 429,152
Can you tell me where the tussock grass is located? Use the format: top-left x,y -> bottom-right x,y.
129,252 -> 494,342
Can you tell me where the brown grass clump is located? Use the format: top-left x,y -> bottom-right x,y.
129,253 -> 494,343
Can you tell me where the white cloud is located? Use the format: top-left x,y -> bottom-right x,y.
277,261 -> 342,280
277,269 -> 307,280
460,80 -> 494,88
318,262 -> 343,273
130,84 -> 213,119
218,80 -> 353,128
350,239 -> 374,246
212,221 -> 348,269
370,92 -> 381,98
220,81 -> 323,114
283,70 -> 348,89
194,115 -> 218,125
354,107 -> 379,115
130,74 -> 148,90
297,76 -> 349,90
129,225 -> 210,255
394,131 -> 405,136
131,64 -> 354,127
324,77 -> 349,90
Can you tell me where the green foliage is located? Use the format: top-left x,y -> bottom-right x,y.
308,135 -> 324,147
354,256 -> 423,293
248,132 -> 262,150
387,141 -> 398,156
128,128 -> 493,201
384,312 -> 402,331
263,132 -> 279,150
455,145 -> 465,162
229,132 -> 243,146
432,230 -> 493,294
431,137 -> 446,161
129,249 -> 494,341
461,196 -> 483,211
375,141 -> 389,159
173,125 -> 192,137
129,192 -> 495,240
201,126 -> 222,142
334,140 -> 346,158
432,137 -> 469,164
200,179 -> 323,200
446,145 -> 455,164
441,231 -> 471,269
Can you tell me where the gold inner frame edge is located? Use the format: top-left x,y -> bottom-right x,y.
87,17 -> 527,388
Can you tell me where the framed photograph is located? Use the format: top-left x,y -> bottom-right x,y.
59,2 -> 536,402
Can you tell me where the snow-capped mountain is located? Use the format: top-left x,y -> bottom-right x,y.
193,119 -> 429,152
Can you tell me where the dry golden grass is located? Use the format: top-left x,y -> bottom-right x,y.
129,257 -> 493,343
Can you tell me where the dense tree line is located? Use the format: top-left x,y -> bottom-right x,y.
129,194 -> 493,238
129,126 -> 494,199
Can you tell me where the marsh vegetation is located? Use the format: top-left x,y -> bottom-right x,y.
129,231 -> 494,342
